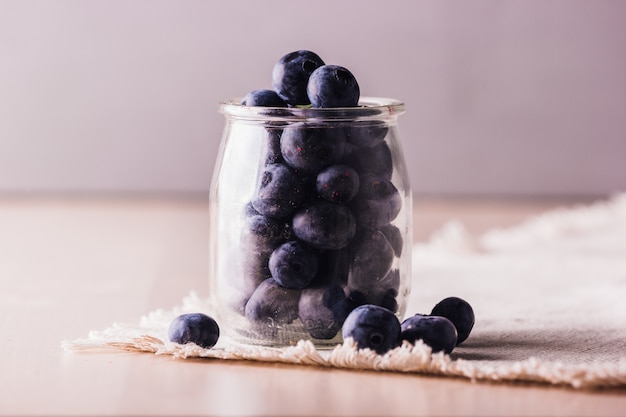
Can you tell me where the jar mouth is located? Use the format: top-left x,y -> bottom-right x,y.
219,96 -> 405,122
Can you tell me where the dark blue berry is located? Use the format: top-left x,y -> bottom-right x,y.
379,223 -> 403,257
168,313 -> 220,349
272,50 -> 325,106
346,268 -> 400,313
280,123 -> 347,173
292,201 -> 356,250
347,229 -> 395,291
345,121 -> 388,148
269,241 -> 319,289
430,297 -> 475,345
241,89 -> 288,107
244,278 -> 301,326
307,65 -> 360,108
240,214 -> 291,295
342,304 -> 401,354
346,141 -> 393,180
252,163 -> 305,219
262,129 -> 284,165
299,283 -> 350,339
400,314 -> 458,354
350,174 -> 402,229
316,164 -> 360,204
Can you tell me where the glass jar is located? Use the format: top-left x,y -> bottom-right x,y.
209,97 -> 412,348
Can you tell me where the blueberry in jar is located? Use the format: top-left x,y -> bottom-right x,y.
345,121 -> 388,148
316,164 -> 360,204
292,201 -> 356,250
168,313 -> 220,349
268,240 -> 319,289
299,283 -> 351,340
400,314 -> 458,354
307,64 -> 360,108
379,223 -> 403,257
346,141 -> 393,181
430,296 -> 475,345
244,278 -> 301,327
241,89 -> 288,107
272,50 -> 325,106
342,304 -> 401,354
252,163 -> 305,219
347,229 -> 395,291
240,214 -> 291,293
350,174 -> 402,229
280,123 -> 347,174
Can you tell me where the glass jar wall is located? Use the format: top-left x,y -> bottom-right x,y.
209,97 -> 412,347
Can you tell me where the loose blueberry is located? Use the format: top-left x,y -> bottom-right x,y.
307,65 -> 360,108
346,141 -> 393,180
252,163 -> 305,219
269,241 -> 319,289
299,283 -> 351,339
292,201 -> 356,250
342,304 -> 401,354
272,50 -> 325,106
245,278 -> 301,327
316,164 -> 360,204
350,174 -> 402,229
400,314 -> 458,354
430,296 -> 475,345
280,123 -> 347,174
168,313 -> 220,349
241,89 -> 288,107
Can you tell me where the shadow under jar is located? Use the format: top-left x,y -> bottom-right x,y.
210,97 -> 412,348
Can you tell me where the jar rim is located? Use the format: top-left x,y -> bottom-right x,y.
219,96 -> 405,121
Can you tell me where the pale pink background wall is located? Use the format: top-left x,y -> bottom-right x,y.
1,0 -> 625,197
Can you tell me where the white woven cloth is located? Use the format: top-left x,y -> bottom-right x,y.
63,194 -> 626,390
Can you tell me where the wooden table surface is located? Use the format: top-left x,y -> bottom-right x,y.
1,195 -> 624,416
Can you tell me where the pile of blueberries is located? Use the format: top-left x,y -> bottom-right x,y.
233,50 -> 405,340
168,296 -> 475,355
168,50 -> 475,355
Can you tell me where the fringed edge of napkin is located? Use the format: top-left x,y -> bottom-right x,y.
62,316 -> 626,391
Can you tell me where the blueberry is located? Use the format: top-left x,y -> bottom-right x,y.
341,304 -> 401,354
379,223 -> 403,257
350,175 -> 402,229
168,313 -> 220,349
346,141 -> 393,180
244,278 -> 301,326
240,214 -> 291,293
400,314 -> 458,354
241,89 -> 288,107
272,50 -> 325,106
346,268 -> 400,311
252,163 -> 305,219
269,241 -> 319,289
292,201 -> 356,250
430,297 -> 475,345
262,129 -> 284,165
345,121 -> 388,148
347,229 -> 395,292
299,283 -> 351,339
307,65 -> 360,108
316,164 -> 360,204
280,123 -> 347,173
